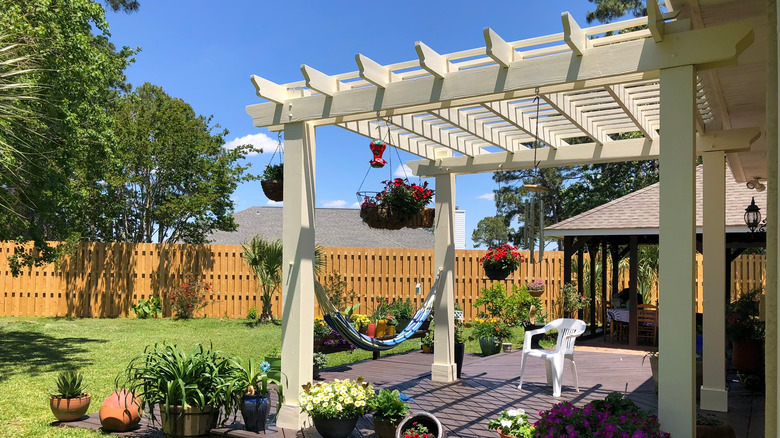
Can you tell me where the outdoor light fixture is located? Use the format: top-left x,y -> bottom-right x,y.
746,178 -> 766,192
744,197 -> 764,233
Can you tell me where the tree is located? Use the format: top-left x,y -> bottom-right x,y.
585,0 -> 646,24
0,0 -> 136,274
471,215 -> 512,249
105,83 -> 258,243
561,160 -> 659,217
102,0 -> 140,13
243,236 -> 283,323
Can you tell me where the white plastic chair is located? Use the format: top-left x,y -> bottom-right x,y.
517,318 -> 586,397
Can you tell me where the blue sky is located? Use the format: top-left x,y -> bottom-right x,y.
105,1 -> 593,249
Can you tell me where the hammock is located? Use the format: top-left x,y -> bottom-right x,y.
314,270 -> 442,352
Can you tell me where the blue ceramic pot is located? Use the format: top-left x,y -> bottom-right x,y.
479,337 -> 501,356
313,416 -> 359,438
240,394 -> 270,432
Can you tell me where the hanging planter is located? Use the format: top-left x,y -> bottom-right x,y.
261,164 -> 283,202
481,244 -> 523,281
526,279 -> 545,297
358,178 -> 434,230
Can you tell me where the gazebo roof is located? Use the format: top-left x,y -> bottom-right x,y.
546,164 -> 767,237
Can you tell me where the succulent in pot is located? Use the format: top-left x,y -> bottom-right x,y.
50,369 -> 91,422
116,342 -> 236,435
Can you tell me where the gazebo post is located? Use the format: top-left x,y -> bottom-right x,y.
432,173 -> 456,382
601,239 -> 608,334
700,150 -> 728,411
628,236 -> 638,347
589,242 -> 597,333
658,64 -> 697,437
277,122 -> 316,430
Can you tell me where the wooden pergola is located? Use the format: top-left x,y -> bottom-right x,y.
244,1 -> 776,436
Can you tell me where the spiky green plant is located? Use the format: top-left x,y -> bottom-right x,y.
51,370 -> 87,398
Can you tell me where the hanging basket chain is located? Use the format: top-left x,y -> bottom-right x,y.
267,132 -> 283,167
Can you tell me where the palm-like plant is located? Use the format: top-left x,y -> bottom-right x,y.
243,235 -> 326,323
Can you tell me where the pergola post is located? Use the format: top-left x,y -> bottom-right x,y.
658,65 -> 697,436
276,122 -> 316,430
432,173 -> 456,382
700,151 -> 728,411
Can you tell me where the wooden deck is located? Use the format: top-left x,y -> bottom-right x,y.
60,345 -> 764,437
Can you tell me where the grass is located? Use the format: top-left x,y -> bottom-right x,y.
0,316 -> 539,437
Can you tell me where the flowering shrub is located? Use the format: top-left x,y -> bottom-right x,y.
726,288 -> 765,341
361,178 -> 434,219
322,329 -> 357,351
314,317 -> 331,337
480,244 -> 524,272
299,377 -> 374,420
487,408 -> 534,438
527,279 -> 545,291
350,313 -> 371,331
471,318 -> 512,345
402,421 -> 433,438
385,314 -> 398,326
556,283 -> 588,314
170,274 -> 212,319
534,392 -> 670,437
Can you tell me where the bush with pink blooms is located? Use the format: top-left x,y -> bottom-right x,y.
170,273 -> 212,319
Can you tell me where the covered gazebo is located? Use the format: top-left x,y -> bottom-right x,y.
244,1 -> 776,435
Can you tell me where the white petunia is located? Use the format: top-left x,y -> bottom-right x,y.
506,409 -> 524,417
336,403 -> 343,411
306,404 -> 313,411
501,419 -> 513,429
355,400 -> 365,407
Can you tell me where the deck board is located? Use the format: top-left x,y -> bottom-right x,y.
61,345 -> 763,437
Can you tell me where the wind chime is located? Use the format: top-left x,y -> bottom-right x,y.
522,89 -> 547,264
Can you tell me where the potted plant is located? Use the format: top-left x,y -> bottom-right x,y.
261,163 -> 283,201
313,352 -> 328,380
50,370 -> 91,422
385,314 -> 398,336
391,298 -> 415,332
454,321 -> 466,378
471,318 -> 512,357
397,412 -> 443,438
534,392 -> 670,437
227,357 -> 285,432
370,389 -> 410,438
350,313 -> 371,334
555,283 -> 588,318
421,331 -> 434,354
480,244 -> 524,281
487,408 -> 534,438
696,413 -> 736,438
299,377 -> 375,438
116,343 -> 236,437
726,288 -> 765,374
526,279 -> 545,298
359,178 -> 434,230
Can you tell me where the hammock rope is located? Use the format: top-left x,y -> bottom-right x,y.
314,270 -> 442,352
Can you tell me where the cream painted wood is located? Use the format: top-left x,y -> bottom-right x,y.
338,120 -> 439,160
765,1 -> 778,434
428,108 -> 525,152
605,84 -> 657,138
697,127 -> 761,152
356,53 -> 399,88
276,122 -> 316,431
301,64 -> 339,97
562,12 -> 588,55
658,65 -> 696,437
432,173 -> 456,382
246,22 -> 753,128
415,41 -> 449,78
484,28 -> 515,67
648,0 -> 666,42
700,151 -> 728,412
482,101 -> 564,149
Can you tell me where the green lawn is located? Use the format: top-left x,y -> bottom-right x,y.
0,317 -> 530,437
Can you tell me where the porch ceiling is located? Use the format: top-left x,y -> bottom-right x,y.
246,4 -> 755,177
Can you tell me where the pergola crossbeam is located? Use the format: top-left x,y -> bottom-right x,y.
339,120 -> 438,160
562,12 -> 588,55
484,27 -> 515,67
415,41 -> 449,78
482,101 -> 562,148
606,84 -> 657,138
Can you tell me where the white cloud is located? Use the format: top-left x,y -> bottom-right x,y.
351,201 -> 360,208
323,200 -> 348,208
266,200 -> 283,206
393,164 -> 413,178
477,192 -> 495,201
223,133 -> 279,155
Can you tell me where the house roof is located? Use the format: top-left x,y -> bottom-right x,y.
546,165 -> 767,237
208,207 -> 434,248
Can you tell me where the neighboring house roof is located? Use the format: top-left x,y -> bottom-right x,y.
208,207 -> 434,248
547,165 -> 767,237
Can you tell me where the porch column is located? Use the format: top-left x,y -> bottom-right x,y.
432,173 -> 456,382
277,122 -> 316,430
766,0 -> 778,434
658,65 -> 697,436
700,151 -> 728,412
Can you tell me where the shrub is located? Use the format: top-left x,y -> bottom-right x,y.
320,272 -> 356,310
726,288 -> 764,341
170,274 -> 212,319
131,296 -> 162,319
246,307 -> 259,321
556,282 -> 588,314
470,318 -> 512,345
390,298 -> 414,320
474,283 -> 541,326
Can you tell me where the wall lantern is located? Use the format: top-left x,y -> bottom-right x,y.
744,197 -> 763,233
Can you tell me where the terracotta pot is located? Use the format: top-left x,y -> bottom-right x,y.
731,339 -> 763,374
497,428 -> 519,438
50,394 -> 91,422
99,390 -> 141,432
161,404 -> 217,438
261,180 -> 283,202
421,344 -> 433,354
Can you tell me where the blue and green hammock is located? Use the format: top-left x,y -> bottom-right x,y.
314,270 -> 442,352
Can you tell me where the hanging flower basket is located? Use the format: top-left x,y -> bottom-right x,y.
261,180 -> 283,202
404,208 -> 435,229
484,267 -> 512,281
481,244 -> 523,281
359,206 -> 407,230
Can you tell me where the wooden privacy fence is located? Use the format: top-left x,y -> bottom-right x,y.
0,242 -> 766,321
